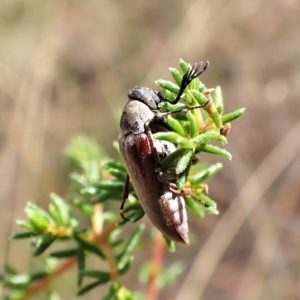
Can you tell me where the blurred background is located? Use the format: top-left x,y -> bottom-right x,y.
0,0 -> 300,299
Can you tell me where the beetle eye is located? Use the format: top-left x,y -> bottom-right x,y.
128,87 -> 141,100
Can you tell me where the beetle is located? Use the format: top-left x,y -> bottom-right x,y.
118,62 -> 209,244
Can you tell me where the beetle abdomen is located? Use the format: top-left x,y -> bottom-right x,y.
160,190 -> 189,244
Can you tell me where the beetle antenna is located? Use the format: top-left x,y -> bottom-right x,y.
171,61 -> 209,104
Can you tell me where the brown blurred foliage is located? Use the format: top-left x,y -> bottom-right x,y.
0,0 -> 300,299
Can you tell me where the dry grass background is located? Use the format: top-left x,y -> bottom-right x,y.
1,0 -> 300,299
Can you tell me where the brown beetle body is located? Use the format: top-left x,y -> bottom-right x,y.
118,99 -> 189,244
118,62 -> 209,244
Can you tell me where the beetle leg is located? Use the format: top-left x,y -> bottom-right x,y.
156,166 -> 177,184
168,182 -> 209,208
182,189 -> 209,208
120,174 -> 131,220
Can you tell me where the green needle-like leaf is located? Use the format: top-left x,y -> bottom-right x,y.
25,202 -> 54,231
77,277 -> 110,296
102,281 -> 120,300
80,270 -> 110,280
75,236 -> 106,259
117,224 -> 145,262
198,194 -> 219,214
222,108 -> 246,124
65,135 -> 105,165
176,149 -> 194,174
158,101 -> 186,111
179,58 -> 189,73
50,193 -> 72,227
30,271 -> 49,282
200,144 -> 232,159
185,197 -> 205,218
164,237 -> 176,253
11,232 -> 37,239
33,234 -> 56,256
76,245 -> 85,287
186,110 -> 199,138
120,203 -> 142,214
108,168 -> 127,182
165,116 -> 187,136
15,220 -> 35,231
189,162 -> 223,184
177,163 -> 191,190
154,132 -> 193,148
160,148 -> 186,170
170,67 -> 183,86
95,189 -> 123,203
118,256 -> 134,276
130,208 -> 145,223
4,274 -> 31,289
193,129 -> 227,145
97,180 -> 123,190
49,249 -> 77,258
70,198 -> 94,216
211,85 -> 224,114
189,89 -> 208,106
155,79 -> 180,94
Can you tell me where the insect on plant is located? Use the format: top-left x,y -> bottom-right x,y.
118,62 -> 210,244
3,60 -> 245,299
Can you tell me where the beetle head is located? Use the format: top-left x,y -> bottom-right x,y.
128,87 -> 161,110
